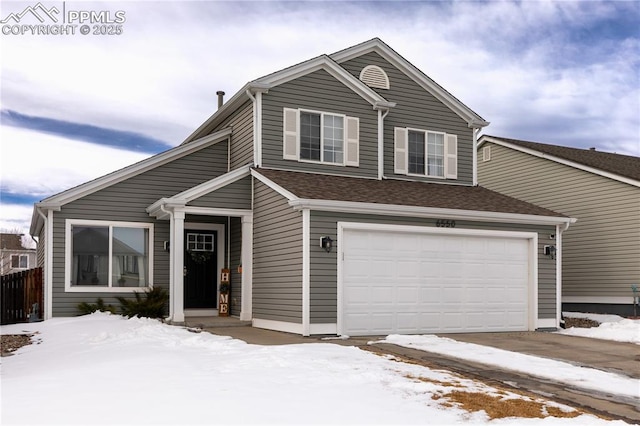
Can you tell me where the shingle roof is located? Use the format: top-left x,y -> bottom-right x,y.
255,169 -> 565,218
1,233 -> 25,250
484,136 -> 640,182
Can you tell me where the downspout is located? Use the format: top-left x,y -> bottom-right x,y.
246,89 -> 258,167
472,127 -> 479,186
160,204 -> 174,321
377,108 -> 390,180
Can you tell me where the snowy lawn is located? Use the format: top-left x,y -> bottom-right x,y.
0,313 -> 634,426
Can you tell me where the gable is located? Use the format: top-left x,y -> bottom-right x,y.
331,39 -> 488,128
479,136 -> 640,187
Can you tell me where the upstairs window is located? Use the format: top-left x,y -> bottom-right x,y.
283,108 -> 359,167
395,127 -> 457,179
11,254 -> 28,269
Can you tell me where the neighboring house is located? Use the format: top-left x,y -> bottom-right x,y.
30,38 -> 574,336
1,233 -> 36,276
477,135 -> 640,316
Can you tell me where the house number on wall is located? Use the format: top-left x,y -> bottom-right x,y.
436,219 -> 456,228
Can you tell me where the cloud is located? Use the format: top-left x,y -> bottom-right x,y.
0,1 -> 638,234
0,126 -> 151,199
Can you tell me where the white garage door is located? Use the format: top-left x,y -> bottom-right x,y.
341,226 -> 532,336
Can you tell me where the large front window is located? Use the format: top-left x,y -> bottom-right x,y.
68,221 -> 152,290
300,111 -> 344,164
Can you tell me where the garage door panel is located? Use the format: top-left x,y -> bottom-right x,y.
342,228 -> 531,336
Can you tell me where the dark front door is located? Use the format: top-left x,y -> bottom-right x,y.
184,230 -> 217,309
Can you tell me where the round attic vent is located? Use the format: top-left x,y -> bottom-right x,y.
359,65 -> 389,89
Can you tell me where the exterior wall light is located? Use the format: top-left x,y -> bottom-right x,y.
320,236 -> 333,253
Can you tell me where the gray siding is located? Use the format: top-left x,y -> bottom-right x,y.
50,142 -> 230,316
478,143 -> 640,299
252,180 -> 303,323
188,176 -> 252,210
339,52 -> 475,185
219,101 -> 254,170
309,211 -> 557,323
261,69 -> 379,177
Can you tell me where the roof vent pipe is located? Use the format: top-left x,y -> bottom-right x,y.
216,91 -> 225,109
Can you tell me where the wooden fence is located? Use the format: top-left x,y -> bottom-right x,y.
1,267 -> 43,325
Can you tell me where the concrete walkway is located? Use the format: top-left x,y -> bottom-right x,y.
188,318 -> 640,422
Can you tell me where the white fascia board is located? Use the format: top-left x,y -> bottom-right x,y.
255,55 -> 388,108
331,40 -> 488,128
173,165 -> 252,203
39,128 -> 234,210
479,136 -> 640,188
288,198 -> 575,227
250,169 -> 298,201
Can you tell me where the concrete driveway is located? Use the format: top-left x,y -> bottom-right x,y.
189,318 -> 639,423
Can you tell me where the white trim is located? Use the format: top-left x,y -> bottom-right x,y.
478,136 -> 640,188
337,222 -> 538,336
46,209 -> 53,319
256,55 -> 387,108
289,198 -> 574,227
64,219 -> 154,293
173,211 -> 185,322
310,323 -> 337,335
331,39 -> 489,128
536,318 -> 557,329
473,128 -> 480,185
302,209 -> 311,336
252,318 -> 303,335
37,128 -> 234,210
183,207 -> 252,218
250,169 -> 298,200
563,296 -> 634,304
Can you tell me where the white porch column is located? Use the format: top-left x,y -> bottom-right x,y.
173,211 -> 185,323
240,215 -> 253,321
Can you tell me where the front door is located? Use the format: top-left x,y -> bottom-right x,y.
184,230 -> 217,309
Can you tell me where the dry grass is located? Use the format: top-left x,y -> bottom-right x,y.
441,390 -> 581,419
1,334 -> 33,357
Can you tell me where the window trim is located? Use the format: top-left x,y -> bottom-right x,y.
406,127 -> 446,179
283,107 -> 359,167
65,219 -> 154,293
299,108 -> 347,166
10,254 -> 29,270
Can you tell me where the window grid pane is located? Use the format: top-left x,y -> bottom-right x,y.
323,114 -> 344,164
408,131 -> 425,174
300,112 -> 321,161
427,132 -> 444,177
187,233 -> 214,252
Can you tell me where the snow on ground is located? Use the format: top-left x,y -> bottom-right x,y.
380,313 -> 640,401
0,313 -> 631,426
557,312 -> 640,344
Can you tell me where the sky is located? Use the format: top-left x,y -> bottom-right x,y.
1,0 -> 639,236
1,311 -> 638,425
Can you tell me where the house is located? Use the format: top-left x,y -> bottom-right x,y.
477,135 -> 640,316
1,233 -> 36,276
29,38 -> 575,336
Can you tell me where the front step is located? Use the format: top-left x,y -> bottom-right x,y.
184,316 -> 251,329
